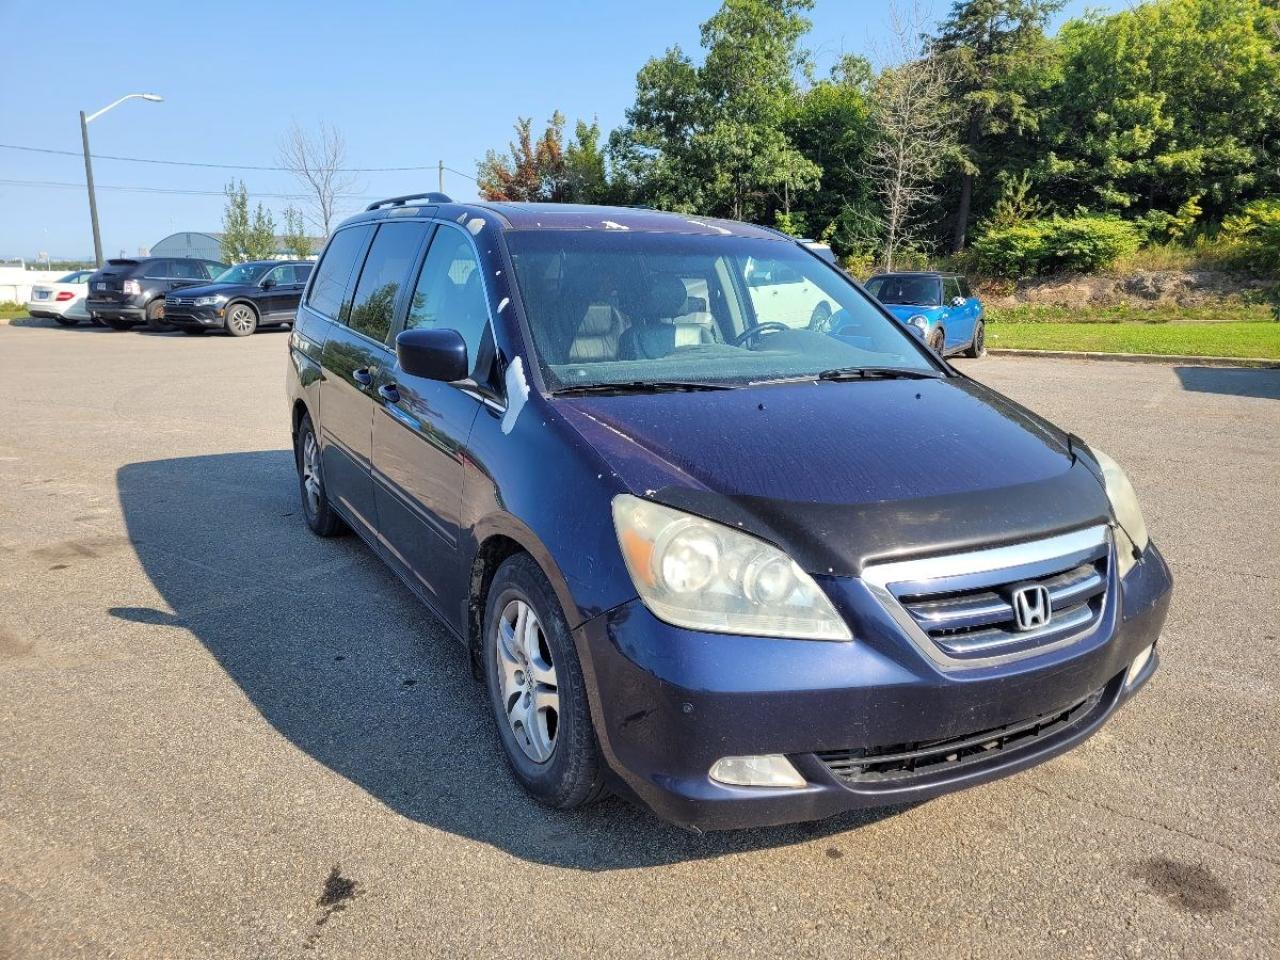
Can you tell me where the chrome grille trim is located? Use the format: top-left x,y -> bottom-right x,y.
861,525 -> 1112,670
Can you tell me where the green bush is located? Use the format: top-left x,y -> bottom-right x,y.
973,215 -> 1141,278
1222,199 -> 1280,271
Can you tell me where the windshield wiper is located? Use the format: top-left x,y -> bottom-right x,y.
550,380 -> 736,397
816,366 -> 944,381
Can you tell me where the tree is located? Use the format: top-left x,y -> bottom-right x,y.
784,54 -> 879,254
477,113 -> 581,201
282,206 -> 312,259
278,121 -> 357,236
1040,0 -> 1280,218
565,119 -> 610,203
220,181 -> 277,263
869,6 -> 958,270
609,0 -> 820,221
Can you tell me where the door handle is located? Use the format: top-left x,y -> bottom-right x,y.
353,367 -> 373,387
377,383 -> 401,403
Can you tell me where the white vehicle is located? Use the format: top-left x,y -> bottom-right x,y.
26,270 -> 95,325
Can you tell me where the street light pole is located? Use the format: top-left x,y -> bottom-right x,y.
79,93 -> 163,268
80,110 -> 102,267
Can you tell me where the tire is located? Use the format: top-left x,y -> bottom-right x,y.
181,327 -> 207,336
104,317 -> 133,331
964,320 -> 986,358
928,329 -> 945,354
145,299 -> 172,332
483,553 -> 605,810
225,302 -> 259,337
295,414 -> 344,537
54,316 -> 80,327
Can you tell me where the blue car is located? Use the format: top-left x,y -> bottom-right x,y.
865,271 -> 985,358
287,197 -> 1168,830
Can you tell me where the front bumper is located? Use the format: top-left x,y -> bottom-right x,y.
165,307 -> 225,329
575,542 -> 1172,831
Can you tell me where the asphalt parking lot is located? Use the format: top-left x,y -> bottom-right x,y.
1,319 -> 1277,959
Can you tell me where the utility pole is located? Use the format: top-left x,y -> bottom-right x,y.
80,111 -> 102,267
438,160 -> 445,194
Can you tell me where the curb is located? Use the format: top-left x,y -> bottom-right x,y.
988,348 -> 1280,369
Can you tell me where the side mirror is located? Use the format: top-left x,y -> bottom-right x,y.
951,296 -> 966,307
396,327 -> 468,382
260,276 -> 277,289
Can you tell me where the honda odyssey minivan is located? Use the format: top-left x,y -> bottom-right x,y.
286,194 -> 1171,830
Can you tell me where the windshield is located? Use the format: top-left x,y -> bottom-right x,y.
213,263 -> 270,285
864,275 -> 942,307
506,231 -> 938,390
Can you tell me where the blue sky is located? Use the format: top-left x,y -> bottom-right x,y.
0,0 -> 1119,260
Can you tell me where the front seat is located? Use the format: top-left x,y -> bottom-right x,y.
618,275 -> 716,360
568,302 -> 626,363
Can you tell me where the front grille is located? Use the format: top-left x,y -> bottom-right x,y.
166,296 -> 196,307
900,557 -> 1107,659
817,686 -> 1106,784
862,525 -> 1113,666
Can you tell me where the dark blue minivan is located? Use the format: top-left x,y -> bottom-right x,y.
286,195 -> 1171,830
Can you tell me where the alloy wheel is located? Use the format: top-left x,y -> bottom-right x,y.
301,431 -> 322,517
495,598 -> 560,763
227,305 -> 256,335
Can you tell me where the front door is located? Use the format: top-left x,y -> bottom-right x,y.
372,223 -> 493,626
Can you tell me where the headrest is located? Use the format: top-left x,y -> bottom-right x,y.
577,303 -> 618,336
647,275 -> 690,319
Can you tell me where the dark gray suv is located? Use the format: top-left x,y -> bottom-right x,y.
87,256 -> 226,331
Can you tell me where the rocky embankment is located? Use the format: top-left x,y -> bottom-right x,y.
980,269 -> 1273,309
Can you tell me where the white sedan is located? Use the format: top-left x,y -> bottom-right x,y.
26,270 -> 95,325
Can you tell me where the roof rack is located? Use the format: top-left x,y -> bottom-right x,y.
365,192 -> 452,211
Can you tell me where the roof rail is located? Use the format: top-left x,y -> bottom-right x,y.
365,192 -> 452,211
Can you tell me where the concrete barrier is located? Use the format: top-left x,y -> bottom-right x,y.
0,267 -> 71,304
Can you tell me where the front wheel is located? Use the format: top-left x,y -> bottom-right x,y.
964,320 -> 986,358
55,316 -> 80,327
483,554 -> 605,809
225,303 -> 259,337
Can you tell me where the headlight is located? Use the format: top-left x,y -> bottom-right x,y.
611,494 -> 852,641
194,295 -> 227,307
907,315 -> 930,335
1090,447 -> 1149,576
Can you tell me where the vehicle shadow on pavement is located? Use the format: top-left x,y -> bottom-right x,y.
1174,365 -> 1280,400
117,451 -> 905,870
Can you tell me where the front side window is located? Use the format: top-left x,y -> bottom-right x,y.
507,231 -> 938,390
306,225 -> 373,321
404,226 -> 490,375
170,259 -> 206,279
865,275 -> 941,307
347,221 -> 428,343
214,263 -> 270,285
263,264 -> 296,286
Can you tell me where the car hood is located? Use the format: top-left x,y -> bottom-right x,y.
555,377 -> 1111,575
881,304 -> 943,322
165,281 -> 255,298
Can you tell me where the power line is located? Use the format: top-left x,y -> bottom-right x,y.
0,142 -> 464,174
0,177 -> 384,201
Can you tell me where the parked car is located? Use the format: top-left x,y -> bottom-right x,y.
25,270 -> 95,325
864,271 -> 985,358
86,257 -> 226,331
164,260 -> 314,336
286,194 -> 1170,831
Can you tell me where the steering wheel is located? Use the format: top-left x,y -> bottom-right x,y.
731,321 -> 792,347
808,300 -> 834,332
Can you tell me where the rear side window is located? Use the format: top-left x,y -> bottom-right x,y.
306,225 -> 373,321
404,225 -> 490,375
170,259 -> 205,279
347,222 -> 429,343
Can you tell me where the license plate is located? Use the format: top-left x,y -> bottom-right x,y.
34,290 -> 49,299
95,282 -> 107,290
